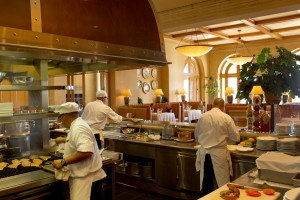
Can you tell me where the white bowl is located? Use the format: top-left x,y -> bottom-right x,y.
11,76 -> 34,85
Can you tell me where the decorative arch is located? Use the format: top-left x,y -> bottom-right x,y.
291,48 -> 300,102
183,57 -> 201,101
218,54 -> 244,103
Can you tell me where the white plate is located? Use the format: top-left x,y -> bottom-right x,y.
284,187 -> 300,200
174,139 -> 194,143
236,146 -> 254,152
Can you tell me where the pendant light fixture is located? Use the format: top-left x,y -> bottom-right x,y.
227,30 -> 254,65
175,29 -> 213,57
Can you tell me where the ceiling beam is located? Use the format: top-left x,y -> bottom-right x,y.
255,13 -> 300,25
241,19 -> 283,39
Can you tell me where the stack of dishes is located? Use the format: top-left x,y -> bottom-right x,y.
294,122 -> 300,137
277,138 -> 300,156
275,123 -> 293,136
283,187 -> 300,200
0,102 -> 13,117
256,136 -> 278,151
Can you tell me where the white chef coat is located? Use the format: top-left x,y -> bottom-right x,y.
81,100 -> 123,130
194,107 -> 239,190
64,117 -> 106,200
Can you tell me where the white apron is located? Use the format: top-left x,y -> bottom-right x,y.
195,146 -> 232,191
69,169 -> 106,200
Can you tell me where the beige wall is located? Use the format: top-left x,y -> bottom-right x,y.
49,36 -> 300,109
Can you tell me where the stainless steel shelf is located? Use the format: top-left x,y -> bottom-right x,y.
0,85 -> 73,91
0,112 -> 59,122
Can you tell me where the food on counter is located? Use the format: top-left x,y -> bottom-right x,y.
246,189 -> 261,197
220,183 -> 240,199
248,137 -> 255,143
11,159 -> 21,164
32,158 -> 43,164
239,139 -> 254,147
31,158 -> 43,167
39,155 -> 51,161
263,188 -> 276,195
8,163 -> 19,169
20,158 -> 30,163
29,155 -> 39,159
21,160 -> 31,167
177,131 -> 192,141
0,162 -> 8,170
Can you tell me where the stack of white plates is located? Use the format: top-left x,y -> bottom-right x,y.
256,136 -> 278,150
294,122 -> 300,137
283,187 -> 300,200
0,102 -> 13,117
277,138 -> 300,156
275,123 -> 293,136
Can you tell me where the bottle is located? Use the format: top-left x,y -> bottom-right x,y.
246,104 -> 253,131
260,105 -> 270,133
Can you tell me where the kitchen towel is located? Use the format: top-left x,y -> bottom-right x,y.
55,166 -> 70,181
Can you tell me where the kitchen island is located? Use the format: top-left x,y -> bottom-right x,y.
103,130 -> 273,199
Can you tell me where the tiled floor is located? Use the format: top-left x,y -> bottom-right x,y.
115,183 -> 178,200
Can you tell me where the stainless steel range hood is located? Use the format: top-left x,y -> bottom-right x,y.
0,0 -> 168,75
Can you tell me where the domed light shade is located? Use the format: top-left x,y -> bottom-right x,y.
250,85 -> 264,105
179,89 -> 187,102
121,89 -> 132,97
175,45 -> 213,57
227,30 -> 254,65
250,85 -> 264,95
154,89 -> 164,96
227,56 -> 253,65
154,89 -> 164,103
121,89 -> 132,106
225,87 -> 235,95
225,87 -> 235,104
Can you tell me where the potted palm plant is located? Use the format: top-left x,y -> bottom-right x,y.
237,46 -> 300,104
205,76 -> 219,103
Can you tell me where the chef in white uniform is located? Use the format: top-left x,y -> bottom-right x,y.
194,98 -> 239,195
53,102 -> 106,200
81,90 -> 126,149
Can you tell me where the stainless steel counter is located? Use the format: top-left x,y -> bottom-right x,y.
0,170 -> 57,198
0,158 -> 115,200
104,131 -> 268,157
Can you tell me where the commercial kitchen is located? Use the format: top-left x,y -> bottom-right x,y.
0,0 -> 300,200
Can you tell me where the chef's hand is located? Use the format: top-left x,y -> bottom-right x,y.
53,159 -> 63,170
55,136 -> 66,144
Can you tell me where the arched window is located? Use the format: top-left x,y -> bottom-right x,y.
219,57 -> 245,103
292,48 -> 300,103
183,57 -> 200,101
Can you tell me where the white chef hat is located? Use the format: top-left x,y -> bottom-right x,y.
96,90 -> 108,98
56,102 -> 81,114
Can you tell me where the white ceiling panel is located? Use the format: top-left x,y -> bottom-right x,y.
151,0 -> 300,46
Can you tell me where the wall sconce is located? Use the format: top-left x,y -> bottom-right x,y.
154,89 -> 164,103
121,89 -> 132,106
225,87 -> 235,104
179,89 -> 187,102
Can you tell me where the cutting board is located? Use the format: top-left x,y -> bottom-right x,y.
199,183 -> 281,200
